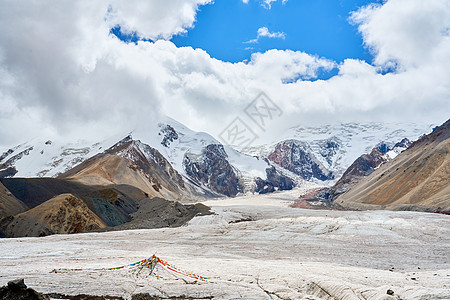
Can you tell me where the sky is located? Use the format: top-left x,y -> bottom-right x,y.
0,0 -> 449,149
171,0 -> 379,64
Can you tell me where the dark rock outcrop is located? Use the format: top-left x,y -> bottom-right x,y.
393,138 -> 412,149
184,144 -> 242,196
268,140 -> 333,181
0,279 -> 47,300
0,148 -> 15,163
255,166 -> 294,194
0,166 -> 17,178
317,138 -> 340,166
0,147 -> 33,178
110,197 -> 212,231
159,124 -> 179,147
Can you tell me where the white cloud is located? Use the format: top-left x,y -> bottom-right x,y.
242,0 -> 288,9
107,0 -> 213,40
246,26 -> 286,43
0,0 -> 212,147
262,0 -> 288,9
0,0 -> 449,149
350,0 -> 450,70
257,27 -> 286,39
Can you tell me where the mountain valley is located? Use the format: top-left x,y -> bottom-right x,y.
1,118 -> 447,238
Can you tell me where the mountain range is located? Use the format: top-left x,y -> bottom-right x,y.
1,117 -> 447,238
0,118 -> 433,193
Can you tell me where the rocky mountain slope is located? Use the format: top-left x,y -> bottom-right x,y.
335,119 -> 450,211
0,135 -> 125,178
329,139 -> 412,200
184,144 -> 242,196
0,182 -> 27,218
0,177 -> 211,238
268,140 -> 334,181
0,118 -> 445,237
299,138 -> 413,204
246,122 -> 433,182
0,193 -> 108,238
58,136 -> 210,201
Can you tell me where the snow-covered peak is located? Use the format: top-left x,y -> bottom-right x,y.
0,119 -> 434,194
128,117 -> 268,182
0,137 -> 114,178
243,122 -> 434,182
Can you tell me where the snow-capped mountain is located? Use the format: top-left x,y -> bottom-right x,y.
131,118 -> 283,196
0,136 -> 124,178
0,117 -> 285,198
132,117 -> 271,190
245,122 -> 434,183
0,119 -> 434,198
300,137 -> 415,205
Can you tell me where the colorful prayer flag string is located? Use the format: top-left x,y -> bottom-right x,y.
51,255 -> 214,283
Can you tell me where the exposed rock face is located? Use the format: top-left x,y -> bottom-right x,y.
394,138 -> 412,149
0,194 -> 107,238
0,149 -> 15,163
136,141 -> 186,190
255,166 -> 294,194
317,138 -> 340,166
159,124 -> 179,147
0,146 -> 33,178
81,188 -> 138,227
335,138 -> 412,194
184,144 -> 242,196
268,140 -> 334,181
336,119 -> 450,211
0,167 -> 17,178
0,279 -> 47,300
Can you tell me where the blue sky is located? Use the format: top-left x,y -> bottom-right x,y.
172,0 -> 382,64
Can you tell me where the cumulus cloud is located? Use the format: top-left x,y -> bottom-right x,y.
350,0 -> 450,70
245,27 -> 286,43
0,0 -> 211,147
107,0 -> 213,40
0,0 -> 449,149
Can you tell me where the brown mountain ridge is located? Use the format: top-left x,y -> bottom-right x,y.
335,119 -> 450,211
